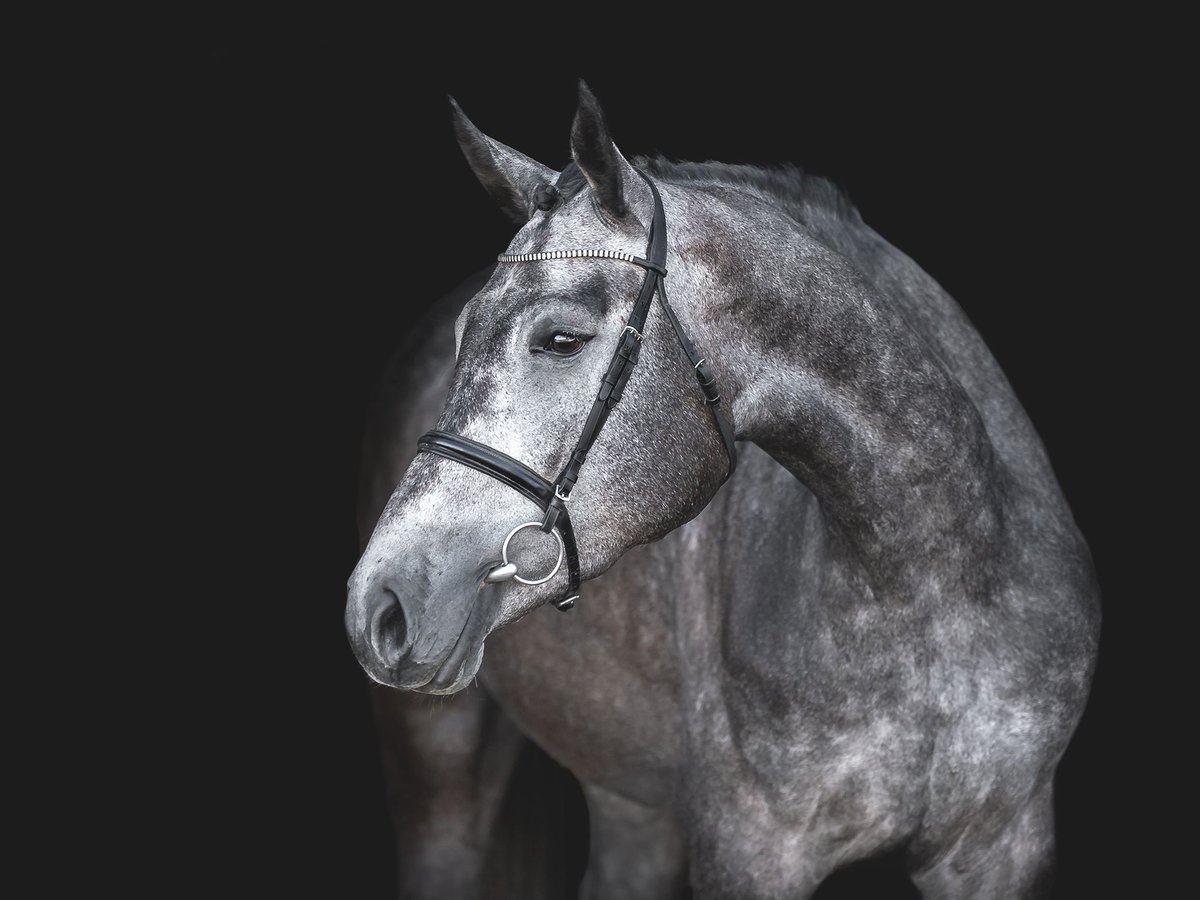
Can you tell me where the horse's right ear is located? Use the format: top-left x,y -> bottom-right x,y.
450,97 -> 557,224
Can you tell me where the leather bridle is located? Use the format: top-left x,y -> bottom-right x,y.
418,170 -> 737,610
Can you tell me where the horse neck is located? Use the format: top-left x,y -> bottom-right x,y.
670,188 -> 1005,601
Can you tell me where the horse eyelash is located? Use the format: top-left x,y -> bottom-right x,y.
532,330 -> 593,354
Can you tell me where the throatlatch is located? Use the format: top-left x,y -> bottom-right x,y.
418,170 -> 737,610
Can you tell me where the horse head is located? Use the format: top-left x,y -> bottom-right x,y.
346,84 -> 734,691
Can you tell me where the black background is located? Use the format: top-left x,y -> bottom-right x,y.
182,22 -> 1170,899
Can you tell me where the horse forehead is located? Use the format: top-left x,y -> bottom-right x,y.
461,198 -> 657,328
467,253 -> 640,325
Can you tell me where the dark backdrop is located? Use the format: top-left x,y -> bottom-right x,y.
187,27 -> 1167,899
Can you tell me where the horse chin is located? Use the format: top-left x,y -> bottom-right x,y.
414,639 -> 486,695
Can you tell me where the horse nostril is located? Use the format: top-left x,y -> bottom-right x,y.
368,587 -> 411,667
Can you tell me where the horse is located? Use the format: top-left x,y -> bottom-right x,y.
345,82 -> 1100,899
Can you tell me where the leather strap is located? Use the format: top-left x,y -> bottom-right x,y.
656,277 -> 738,478
542,171 -> 736,535
417,431 -> 581,608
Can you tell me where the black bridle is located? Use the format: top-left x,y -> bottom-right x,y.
418,170 -> 737,610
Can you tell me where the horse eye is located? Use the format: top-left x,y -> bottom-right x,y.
542,331 -> 588,356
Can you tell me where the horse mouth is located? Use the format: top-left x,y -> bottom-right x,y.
421,637 -> 485,694
414,593 -> 490,695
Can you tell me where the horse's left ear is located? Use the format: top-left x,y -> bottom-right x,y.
450,97 -> 557,224
570,81 -> 648,222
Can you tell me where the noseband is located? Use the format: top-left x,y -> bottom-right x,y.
418,170 -> 737,610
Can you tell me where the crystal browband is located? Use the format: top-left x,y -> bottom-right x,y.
497,248 -> 665,275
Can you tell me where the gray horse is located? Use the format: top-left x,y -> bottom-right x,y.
345,83 -> 1099,899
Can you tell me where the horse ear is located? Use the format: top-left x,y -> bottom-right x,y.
450,97 -> 557,224
570,81 -> 640,220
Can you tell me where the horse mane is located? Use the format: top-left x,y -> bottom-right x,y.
554,156 -> 864,250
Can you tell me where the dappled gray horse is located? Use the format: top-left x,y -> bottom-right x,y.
346,84 -> 1099,899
